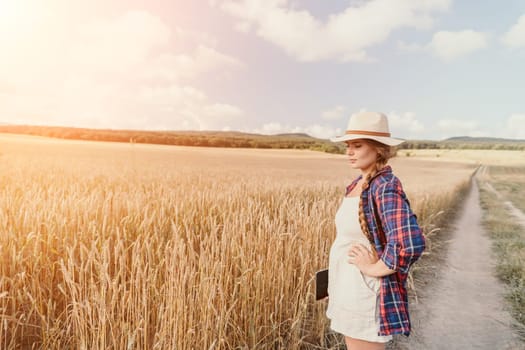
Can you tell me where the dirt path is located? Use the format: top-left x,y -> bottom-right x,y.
394,169 -> 523,349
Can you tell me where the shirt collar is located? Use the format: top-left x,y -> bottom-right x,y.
346,165 -> 392,195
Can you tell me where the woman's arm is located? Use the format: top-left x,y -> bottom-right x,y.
377,182 -> 425,273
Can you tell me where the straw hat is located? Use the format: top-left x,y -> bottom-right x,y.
330,111 -> 405,146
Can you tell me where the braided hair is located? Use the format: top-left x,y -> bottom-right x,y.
357,140 -> 394,257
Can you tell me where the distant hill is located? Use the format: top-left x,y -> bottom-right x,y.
400,136 -> 525,150
1,125 -> 524,152
444,136 -> 525,143
274,133 -> 312,138
0,124 -> 344,154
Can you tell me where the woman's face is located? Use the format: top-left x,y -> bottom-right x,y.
345,139 -> 378,174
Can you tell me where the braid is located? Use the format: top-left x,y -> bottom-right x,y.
357,140 -> 393,257
358,166 -> 379,255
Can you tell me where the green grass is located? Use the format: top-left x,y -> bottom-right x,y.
479,167 -> 525,338
489,166 -> 525,214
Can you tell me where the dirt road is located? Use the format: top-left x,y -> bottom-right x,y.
393,171 -> 523,349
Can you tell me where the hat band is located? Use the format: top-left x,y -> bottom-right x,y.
345,129 -> 391,137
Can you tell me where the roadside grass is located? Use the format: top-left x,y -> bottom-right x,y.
479,166 -> 525,338
486,166 -> 525,214
406,178 -> 472,291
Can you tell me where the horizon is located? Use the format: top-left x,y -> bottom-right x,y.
1,1 -> 525,140
2,122 -> 525,143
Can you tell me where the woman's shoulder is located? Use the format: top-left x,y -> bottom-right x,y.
370,167 -> 404,193
345,175 -> 363,194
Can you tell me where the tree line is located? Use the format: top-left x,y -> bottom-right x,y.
1,125 -> 524,153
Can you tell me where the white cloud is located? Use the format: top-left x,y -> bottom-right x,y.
257,122 -> 287,134
321,105 -> 347,121
69,12 -> 242,82
501,14 -> 525,48
0,3 -> 67,89
0,8 -> 244,130
219,0 -> 451,62
234,21 -> 253,33
505,114 -> 525,139
68,11 -> 171,74
388,112 -> 425,137
428,30 -> 488,61
254,122 -> 341,139
303,124 -> 343,139
174,26 -> 219,48
436,119 -> 485,137
141,45 -> 244,82
202,103 -> 244,129
101,84 -> 244,131
397,40 -> 426,53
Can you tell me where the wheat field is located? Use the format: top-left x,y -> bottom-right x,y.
399,149 -> 525,166
0,134 -> 476,349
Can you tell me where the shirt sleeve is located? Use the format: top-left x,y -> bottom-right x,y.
375,181 -> 426,274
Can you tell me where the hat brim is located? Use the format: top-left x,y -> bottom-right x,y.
330,134 -> 405,146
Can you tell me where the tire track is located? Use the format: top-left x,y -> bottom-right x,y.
483,181 -> 525,227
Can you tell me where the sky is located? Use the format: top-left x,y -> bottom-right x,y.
1,0 -> 525,141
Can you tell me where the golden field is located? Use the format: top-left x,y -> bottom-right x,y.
400,148 -> 525,166
0,134 -> 479,349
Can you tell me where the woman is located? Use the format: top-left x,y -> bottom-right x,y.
326,111 -> 425,350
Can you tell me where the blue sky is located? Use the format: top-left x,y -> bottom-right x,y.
1,0 -> 525,140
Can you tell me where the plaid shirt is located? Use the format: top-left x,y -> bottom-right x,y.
345,165 -> 425,336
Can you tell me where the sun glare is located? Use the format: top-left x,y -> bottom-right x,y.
0,0 -> 50,30
0,0 -> 22,24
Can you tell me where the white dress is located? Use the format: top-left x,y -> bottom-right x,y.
326,196 -> 393,343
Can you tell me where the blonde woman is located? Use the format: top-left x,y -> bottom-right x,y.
326,112 -> 425,350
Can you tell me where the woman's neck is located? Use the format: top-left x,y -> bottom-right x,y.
360,166 -> 375,177
360,163 -> 386,178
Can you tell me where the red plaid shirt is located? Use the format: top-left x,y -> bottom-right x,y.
345,166 -> 425,336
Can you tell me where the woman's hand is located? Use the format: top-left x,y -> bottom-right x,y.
348,244 -> 396,277
348,244 -> 379,276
